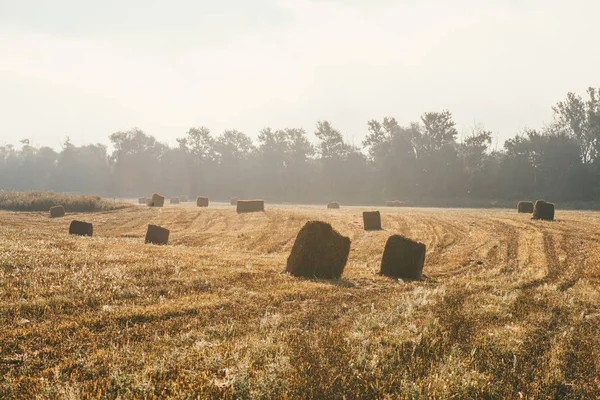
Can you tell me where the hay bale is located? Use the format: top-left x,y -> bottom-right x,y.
196,196 -> 209,207
286,221 -> 350,279
138,197 -> 147,204
532,200 -> 555,221
230,197 -> 238,206
146,198 -> 153,206
363,211 -> 381,231
49,205 -> 65,218
380,235 -> 426,279
327,202 -> 340,209
145,224 -> 169,245
69,220 -> 93,236
170,197 -> 180,204
237,200 -> 264,213
518,201 -> 534,213
151,193 -> 164,207
179,195 -> 189,202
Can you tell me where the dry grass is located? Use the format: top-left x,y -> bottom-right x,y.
1,203 -> 600,398
0,191 -> 128,213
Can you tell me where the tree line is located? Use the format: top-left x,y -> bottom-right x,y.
1,88 -> 599,206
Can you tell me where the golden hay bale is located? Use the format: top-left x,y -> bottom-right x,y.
286,221 -> 350,279
138,197 -> 147,204
145,224 -> 169,245
146,198 -> 153,206
151,193 -> 164,207
230,197 -> 238,206
532,200 -> 555,221
327,202 -> 340,209
380,235 -> 426,279
179,195 -> 189,202
196,196 -> 209,207
170,197 -> 180,204
237,200 -> 264,213
518,201 -> 534,213
49,205 -> 65,218
69,220 -> 93,236
363,211 -> 382,231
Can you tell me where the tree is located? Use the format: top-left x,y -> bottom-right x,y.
177,127 -> 216,197
213,130 -> 255,198
314,121 -> 353,160
109,128 -> 166,196
552,87 -> 600,164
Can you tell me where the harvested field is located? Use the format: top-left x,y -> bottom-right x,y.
1,205 -> 600,398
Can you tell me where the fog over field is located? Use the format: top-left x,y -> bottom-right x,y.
2,2 -> 600,398
1,0 -> 599,147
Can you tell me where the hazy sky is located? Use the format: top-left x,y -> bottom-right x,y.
1,0 -> 599,149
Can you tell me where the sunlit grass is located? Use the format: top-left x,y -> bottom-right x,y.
1,205 -> 599,398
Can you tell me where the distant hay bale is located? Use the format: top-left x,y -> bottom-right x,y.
237,200 -> 264,213
327,202 -> 340,209
170,197 -> 180,204
49,205 -> 65,218
532,200 -> 555,221
380,235 -> 426,279
286,221 -> 351,279
138,197 -> 146,204
196,196 -> 209,207
145,224 -> 169,245
151,193 -> 164,207
230,197 -> 238,206
179,195 -> 189,202
363,211 -> 382,231
69,220 -> 93,236
518,201 -> 534,213
146,198 -> 153,206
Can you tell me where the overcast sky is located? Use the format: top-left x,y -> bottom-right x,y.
1,0 -> 598,149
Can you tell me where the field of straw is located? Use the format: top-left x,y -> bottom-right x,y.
1,202 -> 600,398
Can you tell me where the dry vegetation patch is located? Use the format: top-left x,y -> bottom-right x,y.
1,205 -> 600,398
0,191 -> 128,213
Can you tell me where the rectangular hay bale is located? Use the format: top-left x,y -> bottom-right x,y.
69,220 -> 93,236
50,205 -> 65,218
518,201 -> 534,213
151,193 -> 164,207
145,224 -> 169,245
236,200 -> 265,213
196,196 -> 209,207
363,211 -> 382,231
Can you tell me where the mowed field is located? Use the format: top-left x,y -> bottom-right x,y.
2,203 -> 600,399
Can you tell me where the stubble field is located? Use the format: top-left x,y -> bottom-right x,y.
1,202 -> 600,398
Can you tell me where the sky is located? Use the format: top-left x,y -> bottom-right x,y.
1,0 -> 599,150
